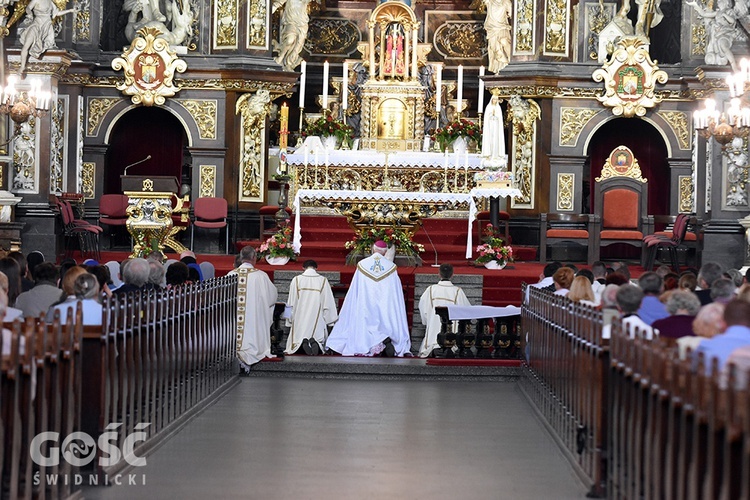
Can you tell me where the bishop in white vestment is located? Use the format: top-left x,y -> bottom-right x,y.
229,246 -> 278,371
418,264 -> 471,357
326,241 -> 411,356
285,260 -> 338,354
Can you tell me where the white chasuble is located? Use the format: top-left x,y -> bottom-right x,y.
417,280 -> 471,357
285,268 -> 338,354
326,254 -> 411,356
230,263 -> 278,370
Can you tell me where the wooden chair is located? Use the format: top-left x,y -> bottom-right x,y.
594,177 -> 651,266
539,213 -> 598,264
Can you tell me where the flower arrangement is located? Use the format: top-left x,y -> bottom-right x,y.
345,227 -> 425,265
474,224 -> 513,266
303,115 -> 354,147
432,118 -> 482,151
257,225 -> 298,261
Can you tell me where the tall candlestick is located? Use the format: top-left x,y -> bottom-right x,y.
457,65 -> 463,118
322,61 -> 329,112
435,64 -> 442,113
478,65 -> 485,113
298,61 -> 307,108
342,62 -> 349,110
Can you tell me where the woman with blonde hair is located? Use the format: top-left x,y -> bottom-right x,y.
568,275 -> 597,305
46,265 -> 88,322
47,272 -> 102,325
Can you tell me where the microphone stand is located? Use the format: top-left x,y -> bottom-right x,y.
420,221 -> 440,267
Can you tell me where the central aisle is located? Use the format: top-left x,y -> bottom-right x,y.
85,379 -> 587,499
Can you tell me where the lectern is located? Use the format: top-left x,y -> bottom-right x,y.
121,175 -> 189,257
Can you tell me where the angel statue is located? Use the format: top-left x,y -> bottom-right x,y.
272,0 -> 312,71
124,0 -> 194,46
688,0 -> 741,69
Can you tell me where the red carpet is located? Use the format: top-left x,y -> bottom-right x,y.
426,359 -> 522,367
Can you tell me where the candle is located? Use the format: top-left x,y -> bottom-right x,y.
280,102 -> 289,149
478,66 -> 485,113
298,61 -> 306,108
322,61 -> 329,112
435,64 -> 442,113
457,65 -> 463,117
342,62 -> 349,110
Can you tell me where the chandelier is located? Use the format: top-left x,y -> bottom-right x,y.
694,59 -> 750,148
0,76 -> 50,126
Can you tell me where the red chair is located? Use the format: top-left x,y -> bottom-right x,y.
594,177 -> 651,266
98,194 -> 129,248
56,198 -> 101,260
643,213 -> 690,271
191,197 -> 228,253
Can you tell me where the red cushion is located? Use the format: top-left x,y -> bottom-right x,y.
602,189 -> 639,229
99,217 -> 128,226
647,238 -> 676,247
260,206 -> 292,216
655,231 -> 697,241
194,221 -> 226,229
600,229 -> 643,240
546,229 -> 589,238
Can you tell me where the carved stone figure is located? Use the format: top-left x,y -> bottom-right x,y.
18,0 -> 76,74
688,0 -> 740,69
125,0 -> 193,46
615,0 -> 663,37
419,63 -> 438,134
482,0 -> 512,74
273,0 -> 311,71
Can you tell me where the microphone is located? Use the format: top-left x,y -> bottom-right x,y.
420,222 -> 440,268
123,155 -> 152,175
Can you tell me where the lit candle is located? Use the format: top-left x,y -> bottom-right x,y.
280,102 -> 289,132
435,64 -> 442,113
457,65 -> 463,117
478,66 -> 485,113
342,62 -> 349,110
299,60 -> 307,108
322,61 -> 329,112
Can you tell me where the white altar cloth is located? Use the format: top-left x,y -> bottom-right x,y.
447,305 -> 521,320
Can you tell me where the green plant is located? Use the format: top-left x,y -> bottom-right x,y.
432,118 -> 482,151
257,225 -> 298,260
344,227 -> 424,264
474,224 -> 514,266
303,115 -> 354,146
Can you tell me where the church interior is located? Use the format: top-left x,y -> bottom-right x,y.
0,0 -> 749,497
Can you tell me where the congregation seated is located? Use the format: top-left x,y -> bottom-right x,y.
694,300 -> 750,373
652,290 -> 701,341
710,278 -> 736,304
8,251 -> 34,292
567,275 -> 597,306
15,262 -> 60,318
0,257 -> 23,311
636,272 -> 668,325
0,272 -> 23,322
695,261 -> 724,305
166,261 -> 190,288
675,302 -> 725,360
617,284 -> 654,340
552,267 -> 574,296
113,258 -> 150,295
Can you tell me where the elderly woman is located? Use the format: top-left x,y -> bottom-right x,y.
675,302 -> 726,359
552,267 -> 574,296
652,290 -> 702,339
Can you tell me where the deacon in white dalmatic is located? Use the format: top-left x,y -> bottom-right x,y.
285,259 -> 338,355
326,240 -> 411,356
229,246 -> 278,371
418,263 -> 471,357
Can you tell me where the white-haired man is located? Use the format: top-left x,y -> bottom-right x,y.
327,240 -> 410,356
229,246 -> 278,371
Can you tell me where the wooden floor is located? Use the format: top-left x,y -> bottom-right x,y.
83,376 -> 588,499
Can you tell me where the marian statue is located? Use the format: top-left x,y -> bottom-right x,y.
481,95 -> 506,159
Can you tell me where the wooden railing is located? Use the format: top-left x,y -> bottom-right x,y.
520,285 -> 608,497
81,275 -> 238,477
608,326 -> 750,500
521,285 -> 750,499
1,310 -> 82,500
1,276 -> 238,498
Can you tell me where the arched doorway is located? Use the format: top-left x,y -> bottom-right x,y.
587,118 -> 670,218
104,107 -> 189,195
